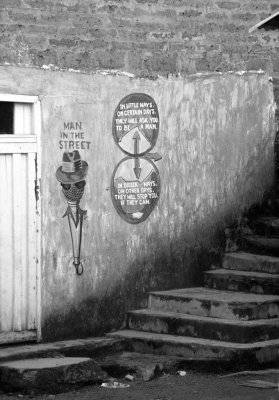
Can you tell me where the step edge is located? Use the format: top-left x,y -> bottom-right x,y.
244,235 -> 279,242
128,309 -> 279,326
204,269 -> 279,278
223,251 -> 279,263
148,288 -> 279,303
108,330 -> 279,349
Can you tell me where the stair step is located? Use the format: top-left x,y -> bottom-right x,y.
250,217 -> 279,236
148,288 -> 279,320
204,269 -> 279,295
223,252 -> 279,274
243,236 -> 279,256
108,330 -> 279,364
0,357 -> 107,394
127,309 -> 279,343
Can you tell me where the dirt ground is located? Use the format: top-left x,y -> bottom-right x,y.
1,371 -> 279,400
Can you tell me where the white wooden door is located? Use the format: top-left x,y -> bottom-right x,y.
0,96 -> 41,344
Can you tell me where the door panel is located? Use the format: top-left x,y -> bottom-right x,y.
0,99 -> 39,344
0,154 -> 13,333
14,103 -> 34,135
0,152 -> 37,339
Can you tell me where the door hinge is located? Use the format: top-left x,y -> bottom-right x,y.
34,180 -> 40,203
34,154 -> 40,206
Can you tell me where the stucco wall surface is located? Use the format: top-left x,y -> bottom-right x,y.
0,66 -> 275,341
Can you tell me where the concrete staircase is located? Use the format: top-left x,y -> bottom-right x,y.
109,214 -> 279,366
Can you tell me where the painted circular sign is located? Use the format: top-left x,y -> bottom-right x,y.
111,156 -> 161,224
112,93 -> 159,157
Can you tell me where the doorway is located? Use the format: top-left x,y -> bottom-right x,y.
0,95 -> 41,344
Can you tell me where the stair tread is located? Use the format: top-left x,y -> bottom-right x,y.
109,329 -> 279,349
150,287 -> 279,303
254,217 -> 279,226
129,309 -> 279,326
244,235 -> 279,244
225,251 -> 279,264
205,268 -> 279,279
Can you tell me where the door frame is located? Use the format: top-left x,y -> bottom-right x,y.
0,93 -> 42,342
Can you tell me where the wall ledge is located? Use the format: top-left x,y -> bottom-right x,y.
0,62 -> 268,83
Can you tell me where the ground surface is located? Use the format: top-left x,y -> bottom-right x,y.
1,371 -> 279,400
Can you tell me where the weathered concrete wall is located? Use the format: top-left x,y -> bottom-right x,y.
0,66 -> 275,341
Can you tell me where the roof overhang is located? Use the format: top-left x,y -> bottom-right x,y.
249,11 -> 279,33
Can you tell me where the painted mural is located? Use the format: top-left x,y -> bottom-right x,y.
111,93 -> 162,224
56,150 -> 88,275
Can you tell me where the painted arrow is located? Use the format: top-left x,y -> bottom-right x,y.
133,131 -> 141,179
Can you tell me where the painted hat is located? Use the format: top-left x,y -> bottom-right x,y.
56,150 -> 88,184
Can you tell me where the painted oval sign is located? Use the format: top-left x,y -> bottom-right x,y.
112,93 -> 159,157
111,156 -> 161,224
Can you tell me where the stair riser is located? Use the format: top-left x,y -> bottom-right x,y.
204,273 -> 279,295
250,220 -> 279,236
127,312 -> 279,343
120,337 -> 279,365
242,237 -> 279,256
223,254 -> 279,274
148,294 -> 279,320
122,337 -> 235,360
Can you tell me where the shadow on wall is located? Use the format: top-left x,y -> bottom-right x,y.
42,94 -> 276,342
42,137 -> 275,341
41,204 -> 256,342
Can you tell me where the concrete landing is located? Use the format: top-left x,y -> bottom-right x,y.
0,357 -> 107,394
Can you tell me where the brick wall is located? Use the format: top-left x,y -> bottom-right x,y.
0,0 -> 277,78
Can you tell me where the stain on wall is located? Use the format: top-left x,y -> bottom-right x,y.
0,65 -> 275,341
